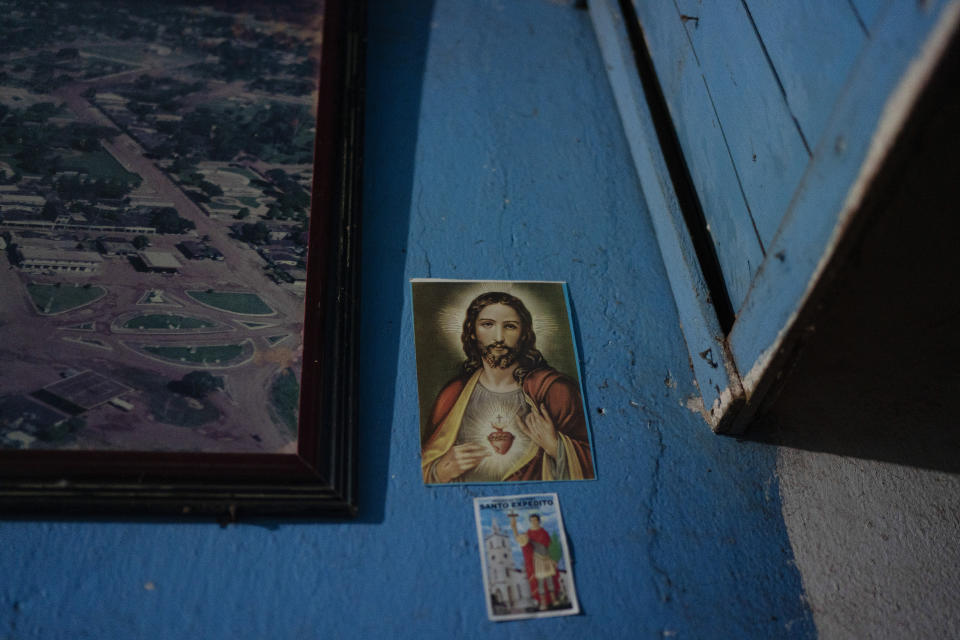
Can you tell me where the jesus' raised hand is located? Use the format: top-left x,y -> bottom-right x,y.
516,392 -> 559,459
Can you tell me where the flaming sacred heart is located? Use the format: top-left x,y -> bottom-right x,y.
487,422 -> 515,455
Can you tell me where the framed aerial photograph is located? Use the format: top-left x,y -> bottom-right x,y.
412,280 -> 596,485
0,0 -> 363,517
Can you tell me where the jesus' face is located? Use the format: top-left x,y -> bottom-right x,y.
475,303 -> 522,369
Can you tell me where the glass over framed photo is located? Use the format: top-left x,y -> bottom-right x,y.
0,0 -> 362,517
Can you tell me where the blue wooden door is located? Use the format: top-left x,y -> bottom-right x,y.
591,0 -> 960,429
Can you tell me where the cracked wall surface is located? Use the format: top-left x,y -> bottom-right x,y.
0,1 -> 814,638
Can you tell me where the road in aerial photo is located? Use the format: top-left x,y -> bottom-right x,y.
0,0 -> 325,452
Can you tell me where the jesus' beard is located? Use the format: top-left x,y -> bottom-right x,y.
481,342 -> 518,369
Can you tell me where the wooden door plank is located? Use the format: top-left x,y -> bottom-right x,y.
590,0 -> 744,429
729,1 -> 960,402
745,0 -> 866,154
675,0 -> 811,251
851,0 -> 890,32
632,0 -> 764,311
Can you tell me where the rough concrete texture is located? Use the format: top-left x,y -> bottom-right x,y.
779,453 -> 960,639
764,46 -> 960,639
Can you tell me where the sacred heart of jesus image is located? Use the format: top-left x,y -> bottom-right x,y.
487,421 -> 515,455
414,279 -> 596,485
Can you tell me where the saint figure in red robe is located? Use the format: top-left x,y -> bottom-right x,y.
510,513 -> 563,610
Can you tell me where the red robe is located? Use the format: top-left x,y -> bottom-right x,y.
422,367 -> 594,482
522,526 -> 560,606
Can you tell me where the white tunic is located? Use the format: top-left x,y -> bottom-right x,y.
454,382 -> 530,483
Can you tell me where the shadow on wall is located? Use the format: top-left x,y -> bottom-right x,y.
355,0 -> 436,523
742,36 -> 960,474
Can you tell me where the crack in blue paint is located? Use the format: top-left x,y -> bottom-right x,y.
646,418 -> 673,604
414,180 -> 433,277
0,2 -> 818,637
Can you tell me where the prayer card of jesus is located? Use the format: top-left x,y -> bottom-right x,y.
473,493 -> 580,621
412,279 -> 595,485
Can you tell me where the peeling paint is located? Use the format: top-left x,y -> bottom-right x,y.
685,394 -> 705,414
0,2 -> 816,638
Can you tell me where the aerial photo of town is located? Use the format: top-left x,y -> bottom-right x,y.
0,0 -> 325,453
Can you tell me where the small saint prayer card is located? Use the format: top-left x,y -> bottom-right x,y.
411,279 -> 595,485
473,493 -> 580,621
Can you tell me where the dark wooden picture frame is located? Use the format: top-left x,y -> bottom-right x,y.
0,0 -> 363,518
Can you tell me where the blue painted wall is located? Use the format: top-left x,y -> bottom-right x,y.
0,2 -> 814,637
